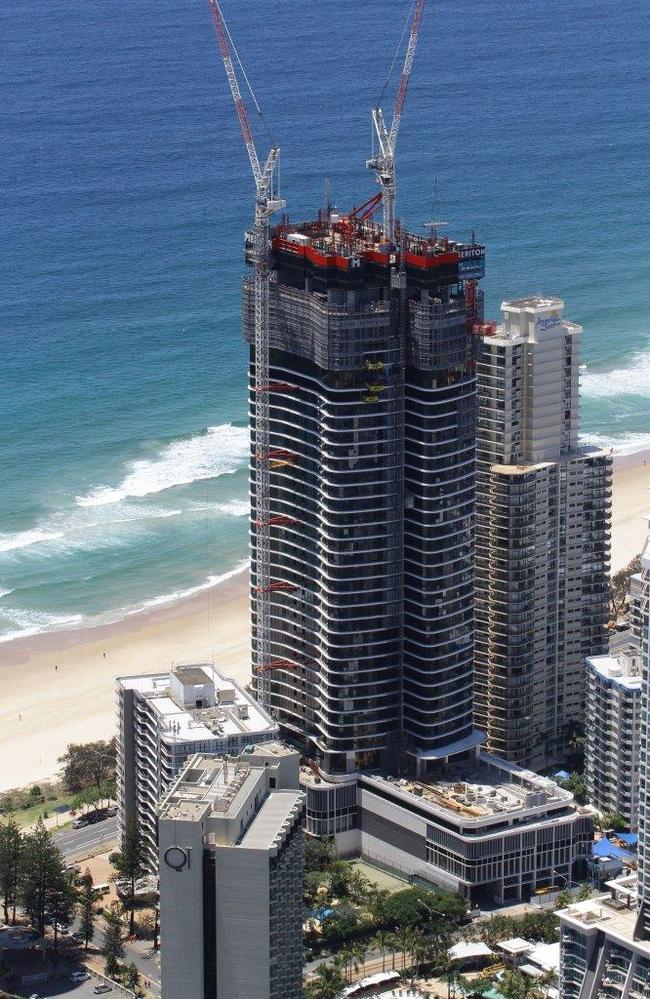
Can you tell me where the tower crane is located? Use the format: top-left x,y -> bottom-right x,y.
366,0 -> 426,246
206,1 -> 285,711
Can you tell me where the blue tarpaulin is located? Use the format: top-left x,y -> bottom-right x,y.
592,839 -> 634,860
553,769 -> 571,780
616,833 -> 638,847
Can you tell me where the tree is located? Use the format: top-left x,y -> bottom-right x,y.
0,818 -> 22,924
610,554 -> 642,619
379,886 -> 466,932
328,861 -> 354,901
373,929 -> 391,973
555,889 -> 572,910
321,905 -> 359,946
103,904 -> 125,977
45,867 -> 77,954
558,771 -> 588,805
124,962 -> 140,990
565,724 -> 585,772
457,976 -> 495,997
520,909 -> 560,943
480,913 -> 518,947
304,870 -> 325,908
58,738 -> 116,794
500,970 -> 539,999
112,818 -> 147,935
598,811 -> 629,833
304,837 -> 337,874
305,961 -> 346,999
20,819 -> 67,937
78,869 -> 95,951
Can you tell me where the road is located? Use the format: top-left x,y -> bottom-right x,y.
53,818 -> 118,860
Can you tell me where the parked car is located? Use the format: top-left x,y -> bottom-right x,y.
55,922 -> 69,934
70,970 -> 89,982
72,817 -> 87,829
93,985 -> 113,994
106,805 -> 118,817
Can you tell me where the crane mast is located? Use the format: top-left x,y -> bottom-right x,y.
207,0 -> 285,712
367,0 -> 426,245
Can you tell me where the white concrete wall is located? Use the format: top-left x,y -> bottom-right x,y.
159,817 -> 206,999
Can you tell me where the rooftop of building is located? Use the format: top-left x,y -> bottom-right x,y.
301,752 -> 577,826
158,744 -> 303,852
503,295 -> 564,312
116,663 -> 278,744
158,742 -> 296,824
587,652 -> 643,691
558,877 -> 649,954
480,294 -> 581,347
239,790 -> 304,851
268,212 -> 484,271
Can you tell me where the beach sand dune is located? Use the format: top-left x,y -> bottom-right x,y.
1,449 -> 649,792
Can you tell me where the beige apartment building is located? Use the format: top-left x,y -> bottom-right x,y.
158,743 -> 304,999
475,297 -> 612,770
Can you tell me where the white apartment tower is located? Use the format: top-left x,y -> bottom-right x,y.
585,651 -> 642,830
116,664 -> 278,870
558,529 -> 650,997
475,297 -> 612,770
158,744 -> 304,999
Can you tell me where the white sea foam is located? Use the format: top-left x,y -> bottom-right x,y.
579,431 -> 650,456
0,529 -> 64,554
212,499 -> 249,517
581,353 -> 650,399
0,608 -> 83,644
0,588 -> 14,598
124,560 -> 249,616
0,505 -> 186,561
0,562 -> 250,644
76,424 -> 248,507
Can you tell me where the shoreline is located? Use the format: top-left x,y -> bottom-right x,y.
1,447 -> 649,792
0,567 -> 251,792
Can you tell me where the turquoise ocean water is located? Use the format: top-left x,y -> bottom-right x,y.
2,0 -> 650,641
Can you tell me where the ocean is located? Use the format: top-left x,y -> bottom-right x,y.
2,0 -> 650,643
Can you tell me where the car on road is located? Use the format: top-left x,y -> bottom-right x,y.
93,985 -> 113,994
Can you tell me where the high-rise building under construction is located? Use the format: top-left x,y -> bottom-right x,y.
207,0 -> 594,908
245,219 -> 486,776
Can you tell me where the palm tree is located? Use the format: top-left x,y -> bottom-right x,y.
439,958 -> 461,999
338,946 -> 354,983
386,932 -> 400,971
350,940 -> 366,980
395,927 -> 415,973
306,961 -> 346,999
373,930 -> 391,973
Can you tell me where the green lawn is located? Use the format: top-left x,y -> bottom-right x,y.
10,791 -> 76,829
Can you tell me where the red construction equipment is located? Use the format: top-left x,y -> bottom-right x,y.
255,581 -> 299,594
254,382 -> 296,393
254,514 -> 298,528
258,659 -> 301,673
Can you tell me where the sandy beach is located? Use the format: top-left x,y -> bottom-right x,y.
1,448 -> 650,792
0,569 -> 251,792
